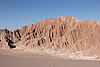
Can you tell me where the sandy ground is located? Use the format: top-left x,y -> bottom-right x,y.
0,49 -> 100,67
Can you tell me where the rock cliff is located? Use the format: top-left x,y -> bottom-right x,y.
0,16 -> 100,58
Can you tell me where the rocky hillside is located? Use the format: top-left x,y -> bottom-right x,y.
0,16 -> 100,58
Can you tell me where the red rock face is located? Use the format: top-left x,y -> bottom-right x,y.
0,16 -> 100,56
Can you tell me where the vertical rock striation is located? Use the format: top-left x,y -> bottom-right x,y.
0,16 -> 100,57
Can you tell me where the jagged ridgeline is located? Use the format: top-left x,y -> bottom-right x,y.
0,16 -> 100,57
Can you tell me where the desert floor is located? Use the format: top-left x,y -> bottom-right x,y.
0,49 -> 100,67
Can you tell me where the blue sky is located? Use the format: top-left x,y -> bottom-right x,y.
0,0 -> 100,30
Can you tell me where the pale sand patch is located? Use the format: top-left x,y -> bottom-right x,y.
0,49 -> 61,59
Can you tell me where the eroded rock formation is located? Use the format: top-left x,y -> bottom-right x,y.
0,16 -> 100,57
